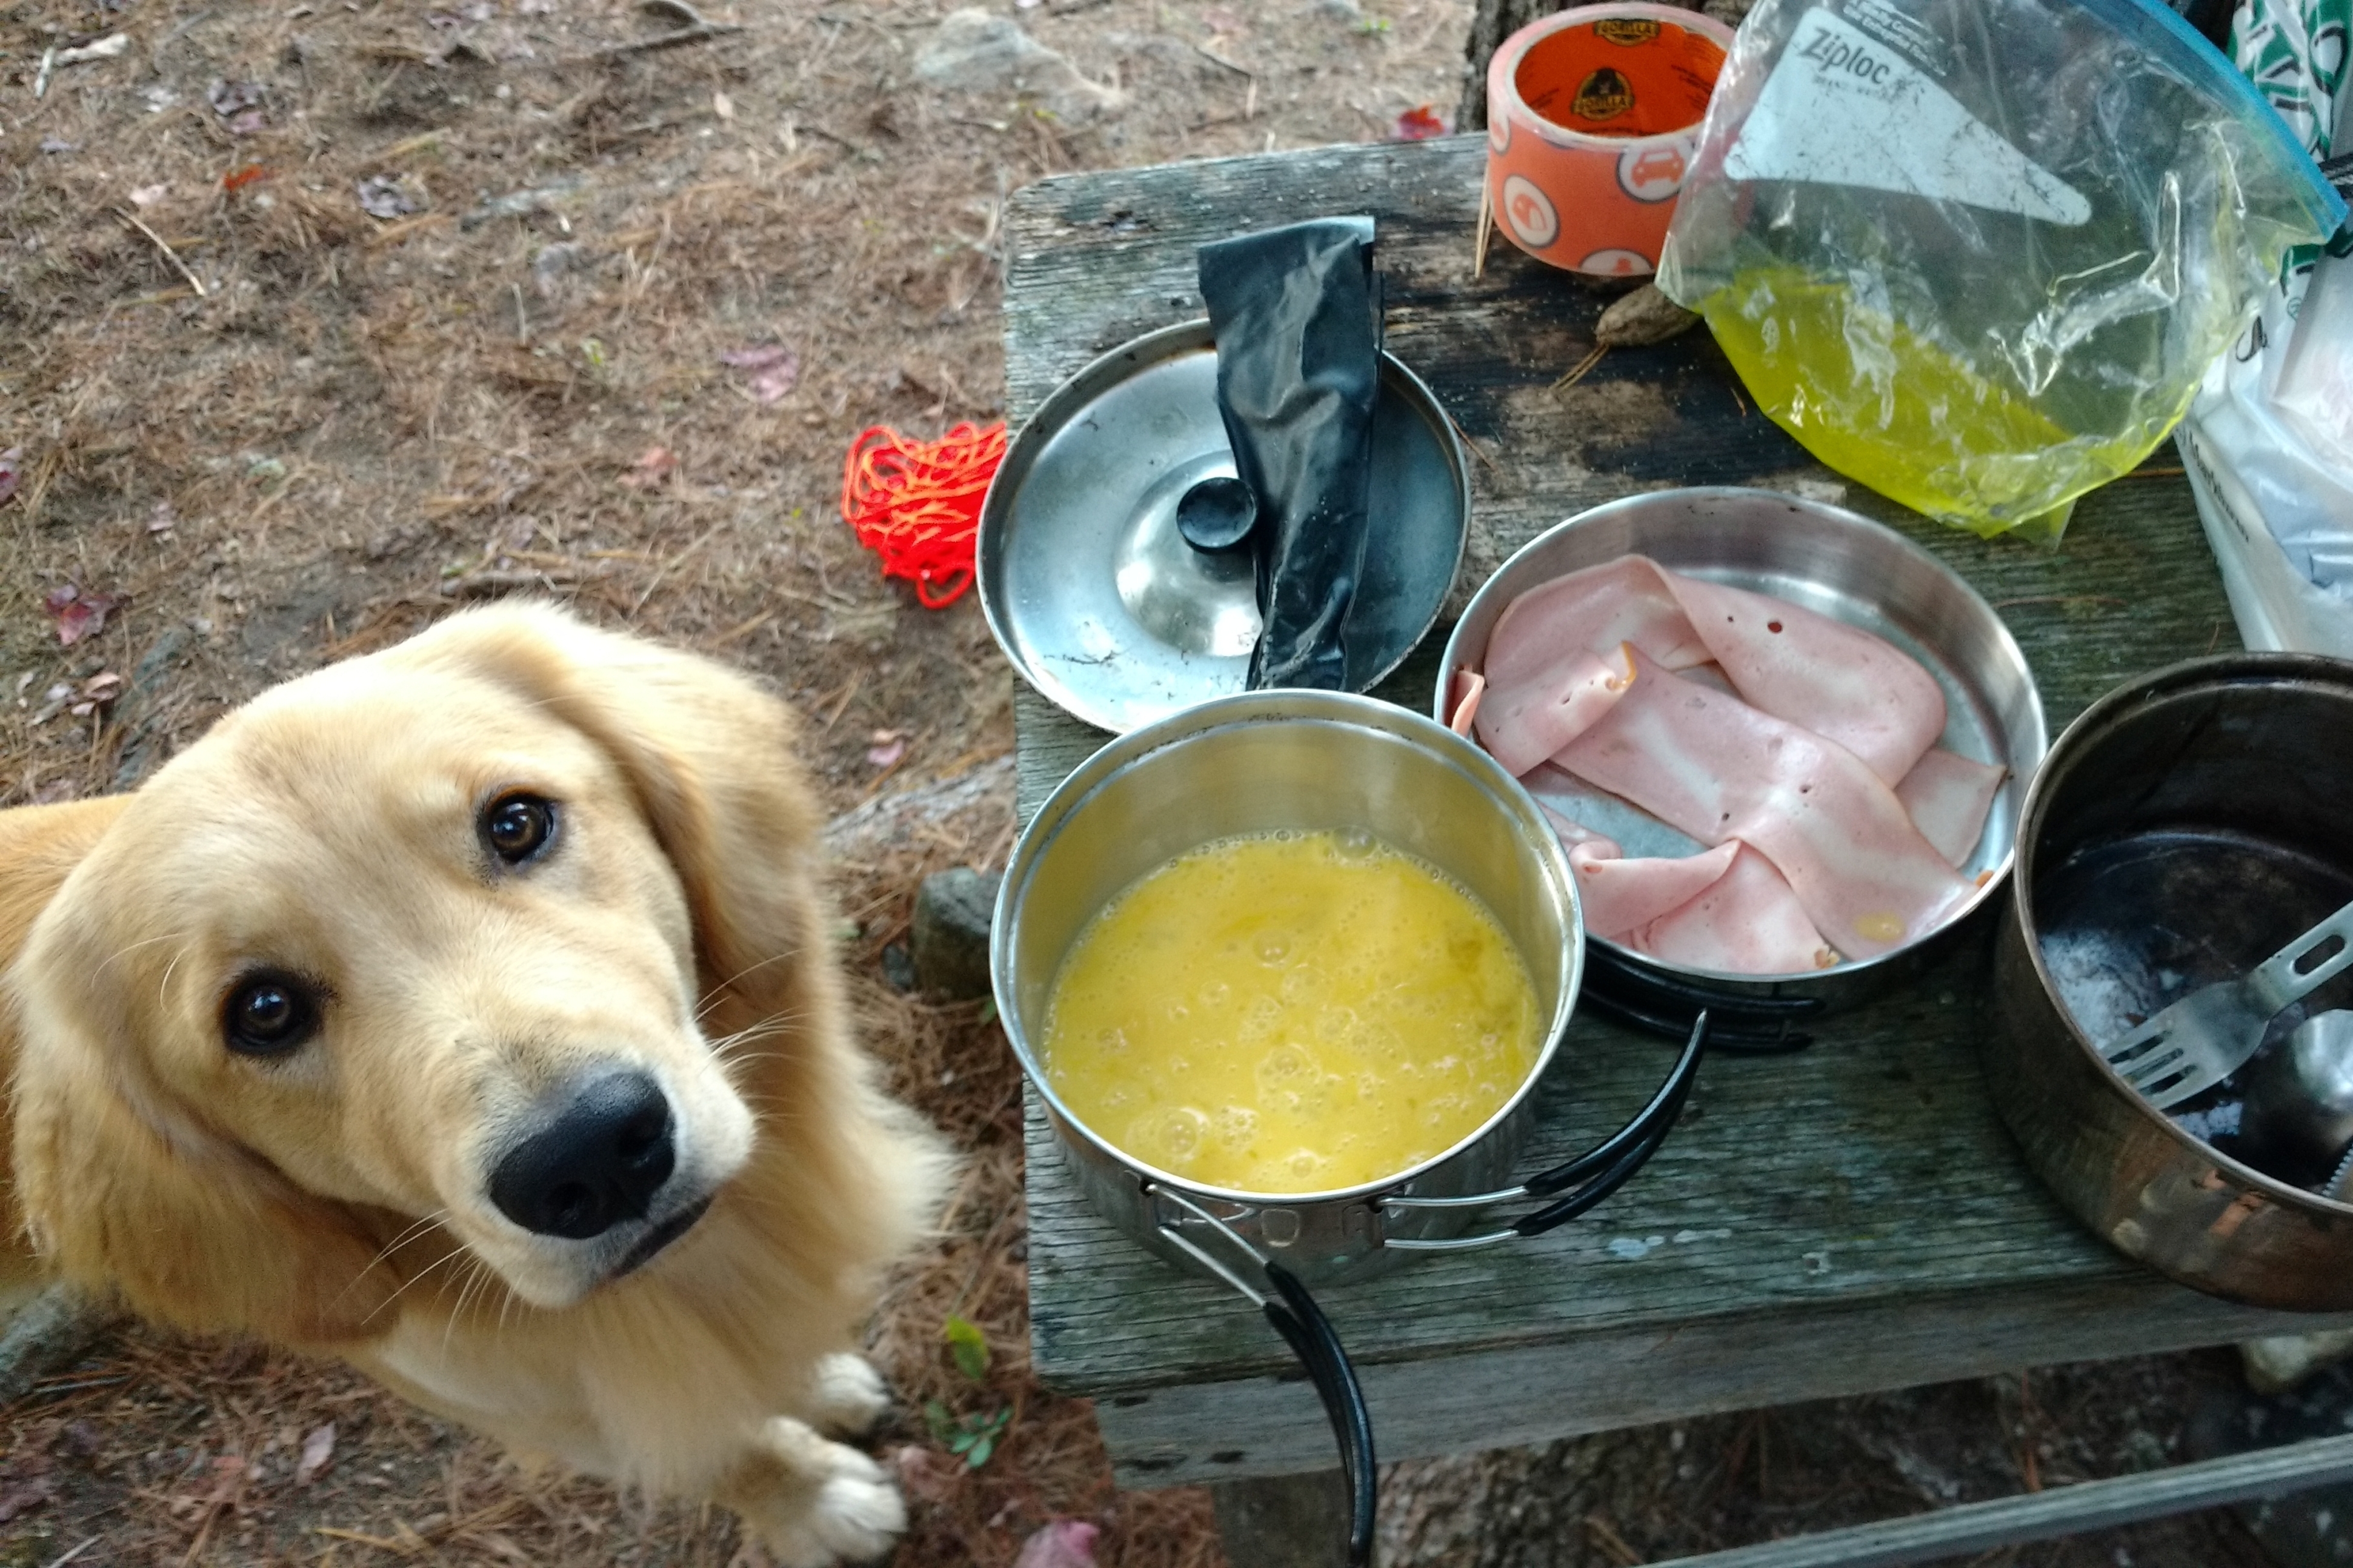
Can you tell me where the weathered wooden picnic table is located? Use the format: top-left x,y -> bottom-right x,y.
1002,133 -> 2353,1566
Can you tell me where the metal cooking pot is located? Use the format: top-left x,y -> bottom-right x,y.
1986,654 -> 2353,1311
1437,487 -> 2048,1049
993,689 -> 1705,1566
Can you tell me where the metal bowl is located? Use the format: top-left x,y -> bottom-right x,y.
978,321 -> 1469,735
991,689 -> 1583,1287
1987,654 -> 2353,1311
1436,487 -> 2048,1023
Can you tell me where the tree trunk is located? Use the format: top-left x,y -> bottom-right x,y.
1458,0 -> 1742,130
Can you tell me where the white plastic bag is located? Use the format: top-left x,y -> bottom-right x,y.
2181,0 -> 2353,655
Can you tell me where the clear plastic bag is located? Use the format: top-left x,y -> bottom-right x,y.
1656,0 -> 2346,540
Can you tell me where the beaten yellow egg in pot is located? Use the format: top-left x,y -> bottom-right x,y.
993,690 -> 1587,1288
1043,829 -> 1543,1195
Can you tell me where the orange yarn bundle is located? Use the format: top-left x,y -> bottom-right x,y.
838,421 -> 1007,610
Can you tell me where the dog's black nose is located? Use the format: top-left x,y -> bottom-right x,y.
490,1071 -> 676,1240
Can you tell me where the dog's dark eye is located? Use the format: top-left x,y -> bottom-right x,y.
482,793 -> 557,865
223,973 -> 321,1057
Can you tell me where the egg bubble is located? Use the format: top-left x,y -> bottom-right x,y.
1160,1107 -> 1207,1157
1333,828 -> 1377,860
1257,1043 -> 1315,1088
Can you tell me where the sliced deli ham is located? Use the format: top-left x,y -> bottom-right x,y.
1556,647 -> 1974,959
1479,554 -> 1946,785
1475,645 -> 1639,776
1573,840 -> 1739,938
1894,746 -> 2009,868
1628,843 -> 1838,975
1471,554 -> 2007,971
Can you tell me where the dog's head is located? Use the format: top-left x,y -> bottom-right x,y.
7,604 -> 833,1338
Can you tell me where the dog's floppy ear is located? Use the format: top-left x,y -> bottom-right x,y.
393,603 -> 827,1020
8,925 -> 403,1346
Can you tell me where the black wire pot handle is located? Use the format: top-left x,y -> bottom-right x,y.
1149,1186 -> 1379,1568
1380,1008 -> 1710,1246
1583,943 -> 1820,1053
1143,1012 -> 1712,1567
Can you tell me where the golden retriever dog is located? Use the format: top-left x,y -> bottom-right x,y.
0,603 -> 949,1564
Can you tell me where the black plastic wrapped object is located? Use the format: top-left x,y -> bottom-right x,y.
1197,217 -> 1381,691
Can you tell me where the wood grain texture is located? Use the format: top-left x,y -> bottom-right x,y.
1001,136 -> 2328,1483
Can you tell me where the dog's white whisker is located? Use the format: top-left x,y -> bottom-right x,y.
364,1209 -> 454,1274
329,1208 -> 457,1314
95,930 -> 185,983
691,950 -> 806,1022
363,1239 -> 477,1324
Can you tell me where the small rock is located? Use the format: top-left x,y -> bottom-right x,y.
914,8 -> 1125,119
880,942 -> 918,994
356,174 -> 419,221
531,240 -> 588,299
911,867 -> 1002,1000
462,175 -> 587,230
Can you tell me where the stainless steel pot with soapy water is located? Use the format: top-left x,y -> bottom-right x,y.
1986,654 -> 2353,1311
993,689 -> 1706,1567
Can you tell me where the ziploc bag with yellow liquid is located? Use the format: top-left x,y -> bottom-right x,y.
1654,0 -> 2346,540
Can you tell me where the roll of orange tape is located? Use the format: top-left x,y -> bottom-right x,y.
1486,3 -> 1735,277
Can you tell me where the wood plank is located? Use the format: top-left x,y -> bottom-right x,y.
1088,1271 -> 2348,1487
1642,1432 -> 2353,1568
1000,135 -> 2311,1480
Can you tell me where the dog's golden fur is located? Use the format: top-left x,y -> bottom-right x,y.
0,605 -> 948,1564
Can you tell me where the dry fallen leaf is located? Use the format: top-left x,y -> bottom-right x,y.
295,1421 -> 336,1486
721,344 -> 801,405
887,1443 -> 960,1504
1395,103 -> 1448,141
1013,1520 -> 1102,1568
619,447 -> 678,490
42,585 -> 121,648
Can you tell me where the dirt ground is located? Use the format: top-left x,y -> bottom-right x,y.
0,0 -> 2331,1564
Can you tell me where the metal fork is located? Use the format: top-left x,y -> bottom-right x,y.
2099,896 -> 2353,1110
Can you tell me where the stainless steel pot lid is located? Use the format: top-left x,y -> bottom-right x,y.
978,320 -> 1469,734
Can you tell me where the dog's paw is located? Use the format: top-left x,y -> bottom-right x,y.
728,1419 -> 906,1568
808,1352 -> 892,1437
